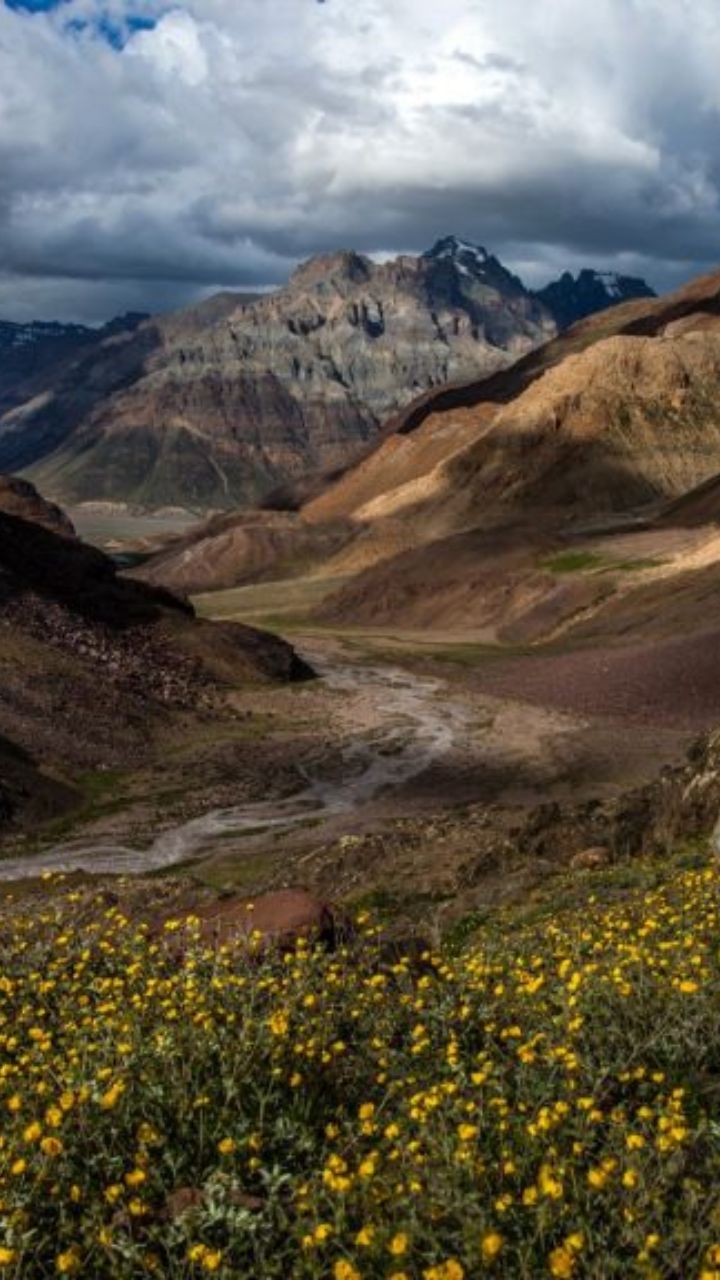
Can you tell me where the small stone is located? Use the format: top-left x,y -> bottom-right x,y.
570,846 -> 611,871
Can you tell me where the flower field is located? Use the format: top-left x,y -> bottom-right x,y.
0,859 -> 720,1277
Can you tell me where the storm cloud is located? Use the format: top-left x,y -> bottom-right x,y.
1,0 -> 719,321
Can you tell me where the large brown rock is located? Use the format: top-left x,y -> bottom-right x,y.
191,889 -> 342,950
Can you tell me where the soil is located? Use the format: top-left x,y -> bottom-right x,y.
0,626 -> 700,936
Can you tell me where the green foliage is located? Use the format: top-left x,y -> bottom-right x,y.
542,550 -> 664,577
542,551 -> 605,574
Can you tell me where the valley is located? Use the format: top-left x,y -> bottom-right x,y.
6,263 -> 720,931
7,4 -> 720,1272
3,264 -> 720,1279
1,563 -> 710,938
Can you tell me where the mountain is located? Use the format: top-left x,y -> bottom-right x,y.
0,239 -> 557,510
535,269 -> 656,330
136,267 -> 720,641
0,312 -> 148,417
307,267 -> 720,635
132,509 -> 356,596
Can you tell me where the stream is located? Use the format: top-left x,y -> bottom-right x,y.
0,648 -> 471,881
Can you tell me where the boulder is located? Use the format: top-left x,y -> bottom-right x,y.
192,888 -> 344,950
570,846 -> 611,871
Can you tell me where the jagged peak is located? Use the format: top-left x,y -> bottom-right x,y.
424,235 -> 490,266
549,267 -> 655,297
289,250 -> 374,288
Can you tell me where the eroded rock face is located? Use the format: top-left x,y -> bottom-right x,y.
0,240 -> 556,509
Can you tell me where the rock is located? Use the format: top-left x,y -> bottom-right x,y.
193,889 -> 345,950
163,1187 -> 204,1222
570,846 -> 611,871
163,1185 -> 264,1222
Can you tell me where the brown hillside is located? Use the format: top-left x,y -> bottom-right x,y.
0,509 -> 311,836
305,269 -> 720,528
138,268 -> 720,606
133,509 -> 355,595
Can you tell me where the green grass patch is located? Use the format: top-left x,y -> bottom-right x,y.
542,550 -> 606,574
543,550 -> 665,577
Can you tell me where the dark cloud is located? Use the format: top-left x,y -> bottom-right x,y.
1,0 -> 719,322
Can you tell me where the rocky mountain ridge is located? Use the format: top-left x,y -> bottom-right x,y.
0,312 -> 148,417
306,268 -> 720,636
535,269 -> 656,330
0,239 -> 652,510
135,266 -> 720,642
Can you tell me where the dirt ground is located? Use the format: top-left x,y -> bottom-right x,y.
3,576 -> 711,929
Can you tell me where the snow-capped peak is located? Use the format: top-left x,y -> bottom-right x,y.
425,236 -> 490,270
593,271 -> 624,300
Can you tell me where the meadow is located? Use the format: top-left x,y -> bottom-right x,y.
0,858 -> 719,1277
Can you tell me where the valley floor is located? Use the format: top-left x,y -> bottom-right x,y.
3,572 -> 714,933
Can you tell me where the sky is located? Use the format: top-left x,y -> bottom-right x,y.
1,0 -> 719,323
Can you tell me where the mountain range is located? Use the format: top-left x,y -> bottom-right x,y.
134,266 -> 720,658
0,313 -> 148,417
0,239 -> 653,510
535,269 -> 655,330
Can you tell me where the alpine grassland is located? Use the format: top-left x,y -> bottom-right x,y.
0,859 -> 719,1277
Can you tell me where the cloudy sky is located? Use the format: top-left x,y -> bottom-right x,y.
1,0 -> 719,323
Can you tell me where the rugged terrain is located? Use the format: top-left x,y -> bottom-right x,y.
0,480 -> 311,843
0,312 -> 148,417
0,240 -> 651,511
312,304 -> 720,636
134,266 -> 720,613
111,262 -> 720,908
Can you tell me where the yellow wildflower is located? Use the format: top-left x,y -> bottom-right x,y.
482,1232 -> 504,1262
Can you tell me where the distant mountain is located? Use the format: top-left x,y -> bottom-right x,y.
535,269 -> 656,331
0,239 -> 556,510
0,245 -> 658,512
0,312 -> 148,417
0,319 -> 92,351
